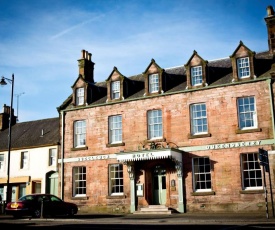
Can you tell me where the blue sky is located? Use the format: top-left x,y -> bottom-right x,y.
0,0 -> 273,122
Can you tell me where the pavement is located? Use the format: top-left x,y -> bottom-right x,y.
1,212 -> 275,224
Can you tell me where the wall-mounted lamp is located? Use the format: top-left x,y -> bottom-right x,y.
171,179 -> 176,187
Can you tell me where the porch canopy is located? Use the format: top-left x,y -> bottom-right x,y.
116,148 -> 183,163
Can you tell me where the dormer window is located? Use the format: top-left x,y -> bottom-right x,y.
191,66 -> 202,86
185,51 -> 208,89
76,88 -> 84,106
149,74 -> 159,93
237,57 -> 250,79
111,81 -> 120,99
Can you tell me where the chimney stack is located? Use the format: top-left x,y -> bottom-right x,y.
0,104 -> 17,131
78,49 -> 95,83
265,5 -> 275,54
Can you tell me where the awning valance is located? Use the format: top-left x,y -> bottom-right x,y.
116,148 -> 183,163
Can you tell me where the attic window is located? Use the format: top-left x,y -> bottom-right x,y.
76,88 -> 84,106
191,66 -> 202,86
237,57 -> 250,79
149,74 -> 159,93
111,81 -> 120,99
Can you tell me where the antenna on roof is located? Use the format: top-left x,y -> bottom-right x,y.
15,92 -> 25,121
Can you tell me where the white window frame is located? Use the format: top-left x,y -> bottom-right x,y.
20,151 -> 29,169
237,57 -> 250,79
192,157 -> 212,192
190,103 -> 208,135
147,109 -> 163,140
111,81 -> 120,99
49,148 -> 57,166
109,164 -> 124,195
76,87 -> 84,105
241,153 -> 262,190
149,74 -> 159,93
237,96 -> 257,130
0,154 -> 4,172
109,115 -> 122,144
73,166 -> 86,197
74,120 -> 86,148
191,66 -> 202,86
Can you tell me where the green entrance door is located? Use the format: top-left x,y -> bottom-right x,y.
152,165 -> 166,205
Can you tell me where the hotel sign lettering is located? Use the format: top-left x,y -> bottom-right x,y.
78,155 -> 110,162
206,141 -> 261,150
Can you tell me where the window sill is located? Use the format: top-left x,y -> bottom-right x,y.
239,189 -> 264,194
106,142 -> 125,147
191,191 -> 215,196
235,128 -> 262,134
188,133 -> 211,139
71,196 -> 89,200
106,194 -> 126,199
71,146 -> 88,151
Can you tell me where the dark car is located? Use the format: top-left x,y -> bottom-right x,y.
5,194 -> 78,218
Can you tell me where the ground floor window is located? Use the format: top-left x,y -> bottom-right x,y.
192,157 -> 212,192
241,153 -> 262,190
73,166 -> 86,197
109,164 -> 123,195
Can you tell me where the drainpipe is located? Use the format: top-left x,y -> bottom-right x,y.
267,78 -> 275,217
60,110 -> 65,199
267,78 -> 275,143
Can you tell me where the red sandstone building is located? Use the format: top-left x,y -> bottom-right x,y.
58,6 -> 275,214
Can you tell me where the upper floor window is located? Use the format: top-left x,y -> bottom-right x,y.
20,151 -> 29,169
76,88 -> 84,106
109,164 -> 123,195
191,66 -> 202,86
149,74 -> 159,93
192,157 -> 212,192
111,81 -> 120,99
237,96 -> 257,130
0,154 -> 4,172
148,109 -> 163,140
241,153 -> 262,190
237,57 -> 250,79
49,148 -> 57,166
73,166 -> 86,197
109,115 -> 122,144
190,103 -> 208,135
74,120 -> 86,147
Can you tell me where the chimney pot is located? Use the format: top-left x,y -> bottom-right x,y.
81,50 -> 86,59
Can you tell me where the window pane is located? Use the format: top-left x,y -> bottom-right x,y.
109,164 -> 124,195
193,157 -> 211,191
148,110 -> 162,139
111,81 -> 120,99
76,88 -> 84,105
74,120 -> 86,147
109,115 -> 122,143
149,74 -> 159,93
237,96 -> 257,129
191,66 -> 202,86
237,57 -> 250,78
190,103 -> 208,135
241,153 -> 262,189
73,166 -> 86,196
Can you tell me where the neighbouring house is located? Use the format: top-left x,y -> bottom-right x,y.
56,5 -> 275,214
0,104 -> 60,202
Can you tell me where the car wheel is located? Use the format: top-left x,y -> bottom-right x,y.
32,209 -> 41,218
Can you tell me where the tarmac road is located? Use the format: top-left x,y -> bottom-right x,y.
1,213 -> 275,229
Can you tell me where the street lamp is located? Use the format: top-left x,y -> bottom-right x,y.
0,74 -> 14,205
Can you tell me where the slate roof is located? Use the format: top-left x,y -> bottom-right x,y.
0,117 -> 60,151
58,50 -> 274,110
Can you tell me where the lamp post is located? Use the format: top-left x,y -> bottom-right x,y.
0,74 -> 14,205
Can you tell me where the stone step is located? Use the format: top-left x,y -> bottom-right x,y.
134,205 -> 172,214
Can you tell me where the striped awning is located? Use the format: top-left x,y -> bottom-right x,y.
116,148 -> 183,163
